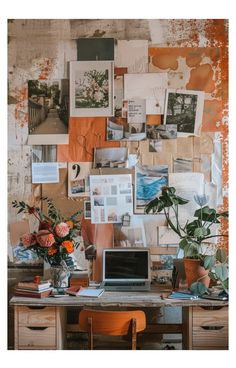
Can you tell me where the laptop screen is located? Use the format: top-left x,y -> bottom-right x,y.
103,248 -> 150,281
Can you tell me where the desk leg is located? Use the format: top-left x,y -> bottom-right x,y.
182,306 -> 192,350
56,307 -> 67,349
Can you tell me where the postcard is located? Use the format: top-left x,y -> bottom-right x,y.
94,147 -> 128,169
124,73 -> 168,114
135,164 -> 168,213
68,162 -> 92,197
90,174 -> 133,224
164,89 -> 205,136
27,79 -> 69,145
70,61 -> 114,117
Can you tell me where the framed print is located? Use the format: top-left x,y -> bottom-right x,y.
164,89 -> 205,136
70,61 -> 114,117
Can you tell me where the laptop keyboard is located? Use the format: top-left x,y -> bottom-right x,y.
104,282 -> 145,287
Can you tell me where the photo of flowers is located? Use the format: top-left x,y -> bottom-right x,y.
70,61 -> 114,117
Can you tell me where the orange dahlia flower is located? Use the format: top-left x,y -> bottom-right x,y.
47,246 -> 58,256
61,240 -> 74,253
65,220 -> 74,229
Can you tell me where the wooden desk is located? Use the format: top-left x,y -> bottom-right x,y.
10,290 -> 228,350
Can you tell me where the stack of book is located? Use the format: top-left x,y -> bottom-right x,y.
14,281 -> 52,298
70,270 -> 89,288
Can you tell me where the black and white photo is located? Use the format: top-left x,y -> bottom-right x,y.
164,89 -> 204,136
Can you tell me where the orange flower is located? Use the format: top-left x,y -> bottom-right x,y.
61,240 -> 74,254
66,220 -> 74,229
47,246 -> 58,256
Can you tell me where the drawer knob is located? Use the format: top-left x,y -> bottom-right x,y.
201,326 -> 224,331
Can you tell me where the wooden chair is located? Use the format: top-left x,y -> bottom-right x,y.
79,309 -> 146,350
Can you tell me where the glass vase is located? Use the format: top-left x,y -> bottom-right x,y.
50,266 -> 70,288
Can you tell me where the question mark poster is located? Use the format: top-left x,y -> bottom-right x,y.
68,162 -> 92,197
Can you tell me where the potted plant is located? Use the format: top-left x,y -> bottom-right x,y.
145,187 -> 228,296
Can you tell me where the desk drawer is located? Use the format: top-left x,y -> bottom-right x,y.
192,306 -> 228,349
18,326 -> 56,349
18,306 -> 56,327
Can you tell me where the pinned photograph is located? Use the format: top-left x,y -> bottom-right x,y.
32,145 -> 57,163
28,79 -> 69,145
156,124 -> 177,139
68,162 -> 92,197
149,140 -> 162,153
114,67 -> 127,117
106,117 -> 146,141
173,157 -> 193,173
135,164 -> 168,213
94,147 -> 128,168
70,61 -> 114,117
164,89 -> 205,136
84,201 -> 91,219
106,118 -> 125,141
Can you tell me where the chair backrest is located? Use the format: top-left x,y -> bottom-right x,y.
79,309 -> 146,336
79,309 -> 146,349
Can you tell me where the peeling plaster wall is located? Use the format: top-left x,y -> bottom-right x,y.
7,19 -> 228,348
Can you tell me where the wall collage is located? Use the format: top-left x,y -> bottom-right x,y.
8,19 -> 228,283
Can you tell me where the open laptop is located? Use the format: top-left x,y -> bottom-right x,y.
101,248 -> 151,291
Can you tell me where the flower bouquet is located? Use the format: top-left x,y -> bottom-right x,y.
12,198 -> 82,269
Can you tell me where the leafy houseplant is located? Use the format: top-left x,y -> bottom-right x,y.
145,187 -> 228,295
12,198 -> 82,270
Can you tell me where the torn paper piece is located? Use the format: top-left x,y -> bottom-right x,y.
211,135 -> 223,205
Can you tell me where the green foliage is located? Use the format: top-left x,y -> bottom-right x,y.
145,186 -> 229,293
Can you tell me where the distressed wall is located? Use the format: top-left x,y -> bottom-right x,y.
7,19 -> 228,348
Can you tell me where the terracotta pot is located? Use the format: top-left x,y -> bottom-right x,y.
183,258 -> 210,288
